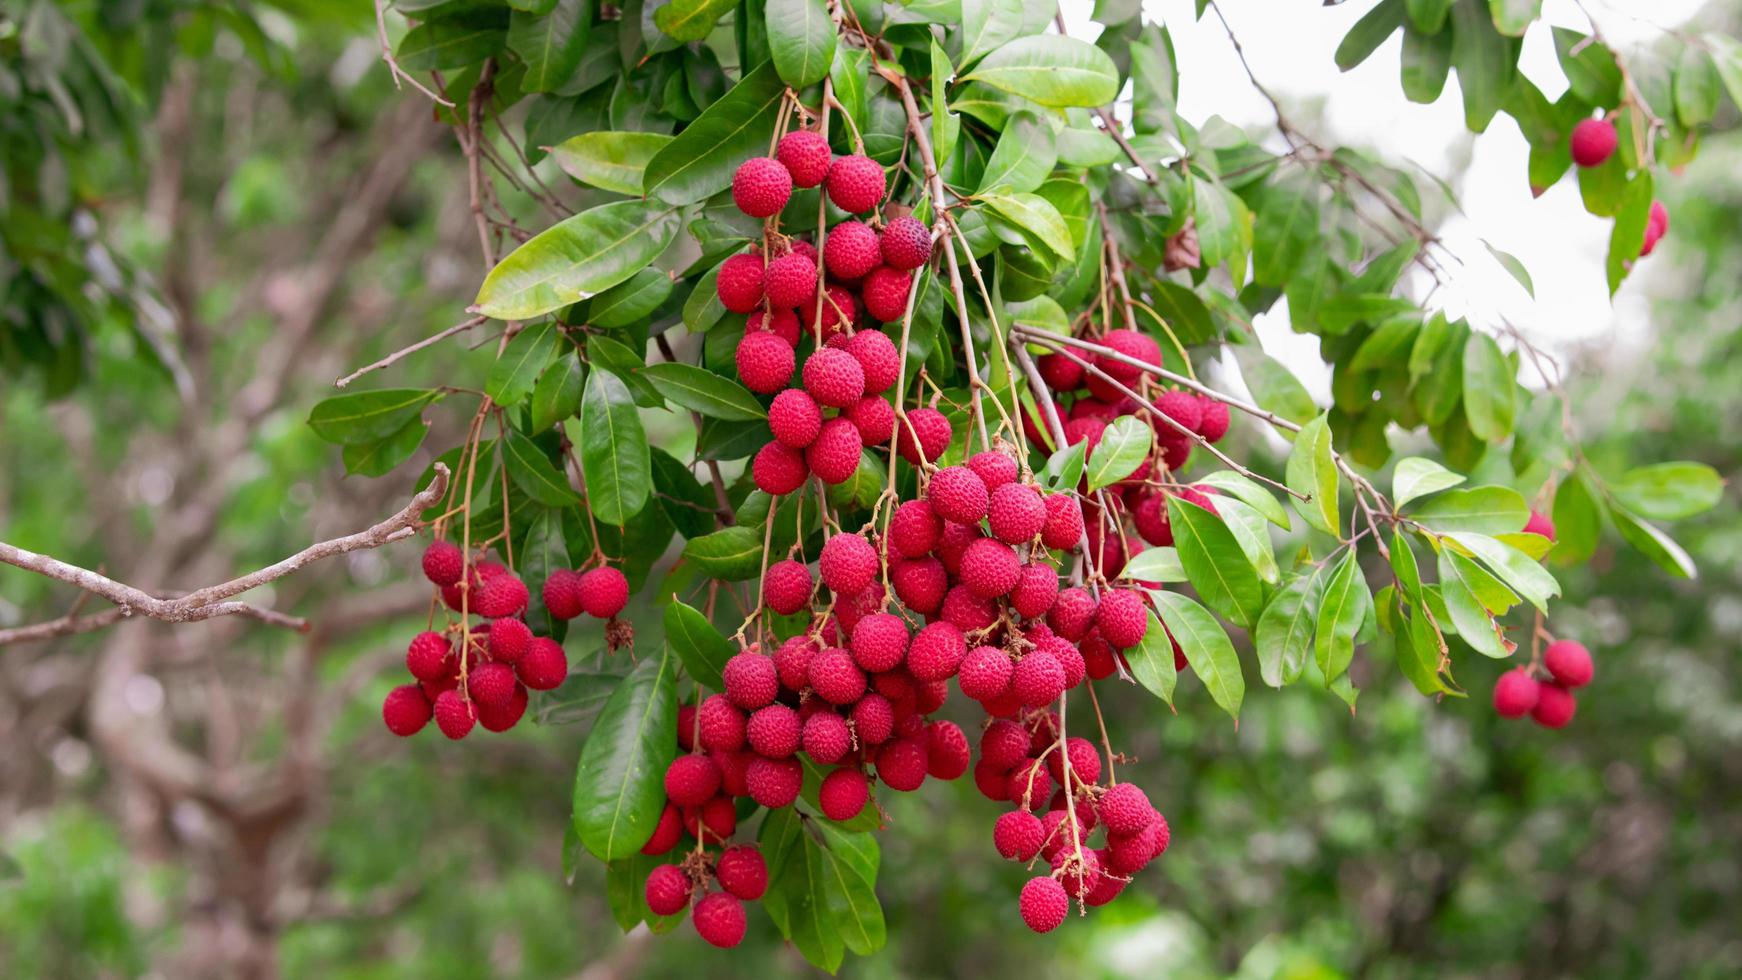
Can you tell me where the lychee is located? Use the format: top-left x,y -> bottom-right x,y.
382,685 -> 432,736
406,631 -> 454,681
906,621 -> 966,682
777,130 -> 832,187
802,347 -> 866,408
665,754 -> 721,807
896,407 -> 953,465
697,694 -> 747,752
692,892 -> 747,948
1041,494 -> 1085,550
928,466 -> 990,524
542,568 -> 587,620
723,652 -> 779,709
846,396 -> 896,447
958,645 -> 1014,701
925,720 -> 971,780
825,153 -> 886,213
802,710 -> 853,764
960,537 -> 1021,599
851,613 -> 910,673
432,689 -> 476,739
578,566 -> 629,618
768,389 -> 822,448
745,754 -> 803,808
1095,589 -> 1148,649
879,216 -> 932,270
516,637 -> 568,690
1543,640 -> 1593,689
1570,117 -> 1618,168
862,266 -> 913,323
1492,666 -> 1539,718
819,766 -> 869,821
876,737 -> 928,791
421,540 -> 464,586
824,220 -> 883,279
732,156 -> 793,217
735,330 -> 795,394
1531,681 -> 1577,728
807,647 -> 868,705
716,252 -> 765,313
644,863 -> 692,916
988,483 -> 1046,544
763,251 -> 818,309
805,416 -> 864,485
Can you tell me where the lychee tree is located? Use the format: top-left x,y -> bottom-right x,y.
3,0 -> 1735,970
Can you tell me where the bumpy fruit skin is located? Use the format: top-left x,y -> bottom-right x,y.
925,720 -> 971,780
1012,651 -> 1066,708
803,347 -> 867,408
846,396 -> 896,446
879,215 -> 932,269
752,441 -> 808,495
477,682 -> 528,732
579,567 -> 629,618
1544,640 -> 1594,688
994,810 -> 1046,861
886,499 -> 941,558
723,652 -> 780,709
1531,681 -> 1577,728
964,451 -> 1016,491
716,845 -> 768,901
762,560 -> 814,616
768,389 -> 823,448
406,631 -> 454,681
1041,494 -> 1085,550
819,767 -> 869,821
467,662 -> 517,707
1523,509 -> 1557,541
644,864 -> 692,916
1155,389 -> 1204,433
1098,782 -> 1153,835
1097,328 -> 1162,382
736,330 -> 795,394
763,252 -> 819,309
801,283 -> 858,338
816,533 -> 877,597
1038,352 -> 1083,390
824,220 -> 883,279
641,803 -> 683,856
1196,396 -> 1231,441
1570,117 -> 1618,168
677,704 -> 698,752
961,538 -> 1021,599
1096,589 -> 1149,649
746,703 -> 801,758
941,585 -> 998,634
432,689 -> 477,740
1048,587 -> 1098,641
777,130 -> 832,187
698,694 -> 747,752
516,637 -> 569,690
1131,493 -> 1172,547
988,483 -> 1047,544
826,153 -> 886,213
716,252 -> 765,313
808,648 -> 868,705
732,156 -> 793,217
844,329 -> 900,395
1493,667 -> 1540,718
1019,876 -> 1070,933
473,573 -> 530,618
876,738 -> 928,791
907,622 -> 967,682
692,892 -> 747,949
773,636 -> 816,693
805,415 -> 863,485
543,567 -> 589,619
851,613 -> 910,673
897,407 -> 953,465
960,645 -> 1014,702
746,755 -> 803,808
383,685 -> 432,736
891,557 -> 947,614
861,266 -> 913,323
928,466 -> 991,524
746,307 -> 801,347
665,754 -> 722,807
802,710 -> 853,763
421,540 -> 464,586
851,692 -> 895,745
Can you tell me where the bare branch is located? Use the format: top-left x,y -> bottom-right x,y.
0,465 -> 449,645
373,0 -> 455,107
335,315 -> 487,388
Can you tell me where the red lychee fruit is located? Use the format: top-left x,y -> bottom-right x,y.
473,572 -> 530,618
843,328 -> 900,395
925,719 -> 971,780
879,215 -> 932,270
807,647 -> 868,706
1543,640 -> 1593,689
421,540 -> 464,586
1041,493 -> 1085,550
692,892 -> 747,948
777,130 -> 832,188
987,482 -> 1046,544
906,621 -> 967,682
960,537 -> 1021,599
382,685 -> 432,736
959,645 -> 1014,702
746,307 -> 800,348
824,220 -> 883,279
888,499 -> 942,558
818,532 -> 878,596
762,559 -> 813,616
861,266 -> 913,323
1531,681 -> 1577,728
467,661 -> 517,707
891,556 -> 948,614
763,251 -> 819,312
751,441 -> 808,496
846,395 -> 896,447
1009,563 -> 1060,620
1524,509 -> 1557,541
1095,589 -> 1149,649
851,613 -> 910,673
768,388 -> 823,448
735,330 -> 795,394
850,691 -> 895,745
802,710 -> 853,764
1047,587 -> 1098,641
644,863 -> 692,916
1098,782 -> 1154,835
927,466 -> 990,524
716,844 -> 767,901
800,283 -> 857,339
1012,650 -> 1066,708
732,156 -> 793,217
542,568 -> 587,621
578,566 -> 629,618
994,809 -> 1045,861
716,252 -> 765,314
432,689 -> 476,740
640,802 -> 683,856
1019,876 -> 1069,933
819,766 -> 869,821
806,416 -> 864,485
1196,396 -> 1230,441
516,637 -> 569,690
1570,117 -> 1618,168
1492,666 -> 1539,718
697,694 -> 747,752
723,652 -> 779,709
876,737 -> 928,791
802,347 -> 866,409
406,631 -> 454,681
745,754 -> 803,808
665,754 -> 721,807
1156,389 -> 1204,433
825,153 -> 886,213
896,407 -> 953,465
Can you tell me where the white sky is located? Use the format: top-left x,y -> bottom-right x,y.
1062,0 -> 1704,398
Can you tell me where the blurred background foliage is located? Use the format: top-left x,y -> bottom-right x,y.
2,0 -> 1738,977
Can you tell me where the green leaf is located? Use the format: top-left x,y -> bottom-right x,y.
1550,467 -> 1604,563
814,830 -> 885,956
831,45 -> 869,136
977,111 -> 1057,194
1125,609 -> 1177,704
578,368 -> 651,525
1707,34 -> 1742,116
572,651 -> 677,860
641,362 -> 767,421
1314,549 -> 1366,685
980,192 -> 1073,264
551,131 -> 673,197
1554,27 -> 1623,106
1194,471 -> 1290,529
1610,506 -> 1697,579
1232,346 -> 1318,426
1286,413 -> 1339,537
1392,456 -> 1465,508
1085,416 -> 1150,491
341,416 -> 428,477
654,0 -> 736,42
1482,240 -> 1535,297
1673,46 -> 1721,127
307,388 -> 440,445
1400,23 -> 1453,103
664,599 -> 734,689
516,504 -> 571,639
961,0 -> 1024,68
1398,600 -> 1456,697
1153,591 -> 1244,721
397,8 -> 508,71
1460,332 -> 1515,442
1168,496 -> 1265,628
1409,485 -> 1528,534
1122,547 -> 1186,583
534,666 -> 630,729
644,61 -> 786,206
1606,172 -> 1654,296
1444,531 -> 1560,612
475,201 -> 680,320
1255,570 -> 1322,687
962,35 -> 1119,107
487,320 -> 560,408
681,525 -> 765,579
1436,549 -> 1511,657
1037,442 -> 1086,492
508,0 -> 591,93
1406,0 -> 1452,32
765,0 -> 835,86
1191,174 -> 1244,270
1609,461 -> 1724,520
1335,0 -> 1404,71
931,40 -> 960,170
588,269 -> 674,328
1488,0 -> 1540,36
1451,0 -> 1519,132
588,335 -> 664,407
1252,170 -> 1320,287
530,354 -> 584,433
503,427 -> 580,505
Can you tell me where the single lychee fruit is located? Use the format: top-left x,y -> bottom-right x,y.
1019,876 -> 1069,933
879,215 -> 932,270
980,720 -> 1030,770
876,737 -> 928,791
1047,587 -> 1098,641
889,499 -> 942,558
578,566 -> 629,618
697,694 -> 747,752
1531,681 -> 1577,728
802,710 -> 853,764
805,416 -> 864,485
640,803 -> 683,856
928,466 -> 990,524
818,533 -> 878,597
421,540 -> 464,586
541,568 -> 586,621
960,538 -> 1021,599
1543,640 -> 1593,689
716,845 -> 767,901
843,329 -> 900,395
692,892 -> 747,948
802,347 -> 867,408
467,661 -> 517,707
1098,782 -> 1154,835
988,483 -> 1046,544
473,572 -> 530,618
665,754 -> 721,807
382,685 -> 432,736
1041,494 -> 1085,550
767,388 -> 822,449
850,692 -> 895,745
965,451 -> 1017,491
1096,589 -> 1148,649
891,556 -> 948,614
994,809 -> 1045,861
824,220 -> 883,279
819,766 -> 869,821
432,689 -> 476,740
1006,759 -> 1053,810
772,635 -> 816,693
752,441 -> 809,497
925,720 -> 971,780
846,395 -> 896,446
1012,651 -> 1066,708
826,153 -> 886,213
959,645 -> 1014,702
677,703 -> 698,751
516,637 -> 569,690
896,407 -> 953,465
745,754 -> 803,808
1570,117 -> 1618,168
1524,509 -> 1557,541
644,863 -> 692,916
808,647 -> 868,705
861,266 -> 913,323
1196,396 -> 1230,441
777,129 -> 832,187
485,616 -> 530,663
800,283 -> 857,339
907,621 -> 967,682
1492,666 -> 1539,718
1038,352 -> 1083,390
851,613 -> 910,673
735,330 -> 795,394
406,631 -> 454,681
939,585 -> 997,635
716,252 -> 765,313
732,156 -> 793,217
1156,389 -> 1204,433
763,251 -> 818,309
762,559 -> 813,616
723,652 -> 780,709
1009,563 -> 1060,620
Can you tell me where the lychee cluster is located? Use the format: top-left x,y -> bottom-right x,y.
380,539 -> 591,740
1492,639 -> 1594,729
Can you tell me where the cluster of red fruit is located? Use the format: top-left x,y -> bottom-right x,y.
718,134 -> 935,490
1492,639 -> 1594,729
1568,117 -> 1670,256
379,540 -> 629,739
1025,328 -> 1233,578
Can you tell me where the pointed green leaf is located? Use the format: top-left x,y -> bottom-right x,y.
681,525 -> 765,579
572,651 -> 677,860
504,427 -> 582,505
551,131 -> 674,197
1436,549 -> 1512,657
1286,413 -> 1340,536
1153,591 -> 1244,721
962,35 -> 1119,107
530,354 -> 584,433
475,201 -> 680,320
487,320 -> 561,407
1410,485 -> 1528,534
1610,506 -> 1697,579
1255,569 -> 1323,687
1444,531 -> 1560,612
664,599 -> 734,689
1609,461 -> 1724,520
1084,416 -> 1151,491
1392,456 -> 1466,508
644,61 -> 786,206
578,367 -> 651,525
1194,471 -> 1291,529
508,0 -> 591,93
1125,609 -> 1178,704
1314,549 -> 1366,685
341,416 -> 428,477
641,362 -> 767,421
1335,0 -> 1404,71
308,388 -> 440,445
1168,496 -> 1265,628
1122,547 -> 1186,583
766,0 -> 836,87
